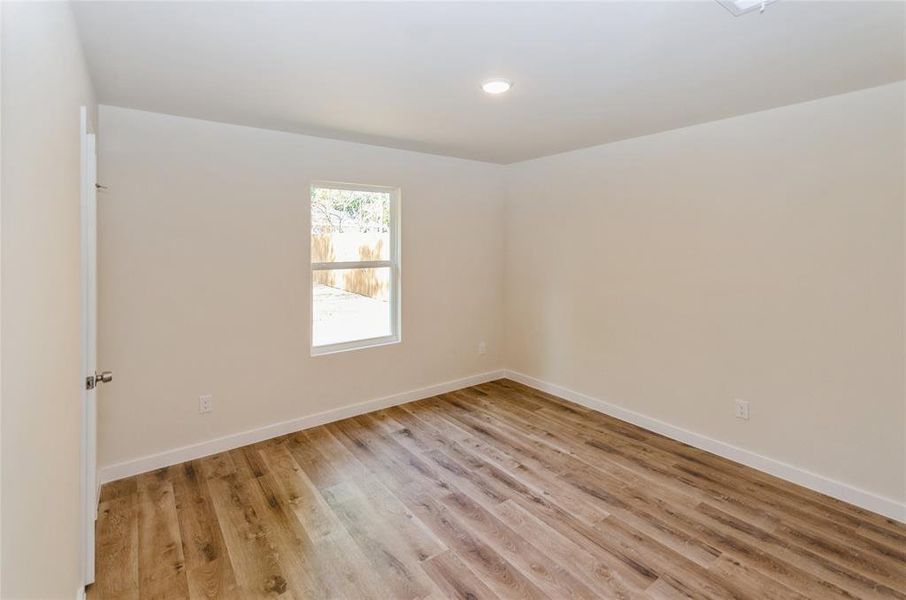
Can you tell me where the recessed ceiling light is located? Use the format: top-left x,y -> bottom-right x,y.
482,79 -> 512,95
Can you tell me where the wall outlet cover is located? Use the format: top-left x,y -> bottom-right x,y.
734,399 -> 750,420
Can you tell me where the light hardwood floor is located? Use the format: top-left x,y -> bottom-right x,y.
90,379 -> 906,599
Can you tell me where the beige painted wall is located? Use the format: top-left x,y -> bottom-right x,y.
97,85 -> 904,513
1,2 -> 96,597
97,106 -> 505,468
504,82 -> 906,504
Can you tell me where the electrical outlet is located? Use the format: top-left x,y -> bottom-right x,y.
478,341 -> 487,355
734,399 -> 749,420
199,394 -> 213,414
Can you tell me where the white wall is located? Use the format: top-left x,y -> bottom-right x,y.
504,82 -> 906,507
97,85 -> 905,518
1,2 -> 96,598
97,106 -> 505,469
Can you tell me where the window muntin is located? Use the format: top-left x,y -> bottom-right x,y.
310,183 -> 400,354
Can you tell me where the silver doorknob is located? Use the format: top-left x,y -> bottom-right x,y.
85,370 -> 113,390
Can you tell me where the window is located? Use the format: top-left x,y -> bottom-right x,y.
310,182 -> 400,355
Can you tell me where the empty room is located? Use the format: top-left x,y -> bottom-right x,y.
2,0 -> 905,598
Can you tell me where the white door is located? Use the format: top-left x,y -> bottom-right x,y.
80,106 -> 103,586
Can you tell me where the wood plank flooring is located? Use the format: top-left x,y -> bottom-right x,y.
90,379 -> 906,599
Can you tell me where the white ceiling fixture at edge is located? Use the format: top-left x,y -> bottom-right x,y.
71,1 -> 905,164
717,0 -> 780,17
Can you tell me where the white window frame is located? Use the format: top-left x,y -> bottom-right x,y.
310,181 -> 401,356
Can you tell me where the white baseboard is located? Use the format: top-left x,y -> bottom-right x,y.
77,586 -> 86,600
97,366 -> 905,524
504,370 -> 906,524
99,370 -> 505,484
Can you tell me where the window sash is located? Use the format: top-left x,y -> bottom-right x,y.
310,334 -> 399,356
310,182 -> 400,355
312,260 -> 391,271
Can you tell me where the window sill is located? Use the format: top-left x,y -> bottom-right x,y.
311,335 -> 400,357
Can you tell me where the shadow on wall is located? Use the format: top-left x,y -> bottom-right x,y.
312,234 -> 388,300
